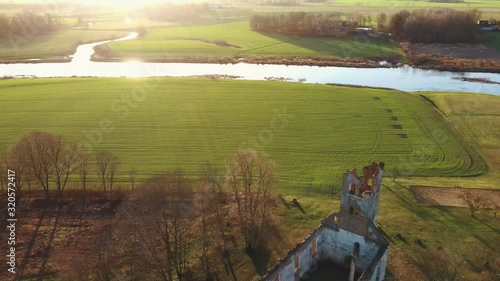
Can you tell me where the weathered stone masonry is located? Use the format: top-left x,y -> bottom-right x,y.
262,163 -> 388,281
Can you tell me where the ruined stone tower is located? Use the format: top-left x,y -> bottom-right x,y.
262,162 -> 387,281
337,162 -> 385,235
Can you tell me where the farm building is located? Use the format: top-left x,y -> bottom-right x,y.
262,163 -> 388,281
478,20 -> 499,31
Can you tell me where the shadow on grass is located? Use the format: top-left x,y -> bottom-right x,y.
383,184 -> 436,221
388,182 -> 499,252
16,207 -> 47,279
278,194 -> 290,209
474,217 -> 500,234
37,205 -> 63,281
473,234 -> 496,251
246,244 -> 270,276
222,250 -> 237,281
292,198 -> 306,214
243,31 -> 394,58
387,183 -> 482,229
383,268 -> 398,281
376,224 -> 395,244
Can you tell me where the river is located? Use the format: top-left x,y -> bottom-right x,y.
1,33 -> 499,95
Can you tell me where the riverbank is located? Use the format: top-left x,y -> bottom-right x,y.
401,42 -> 500,74
0,57 -> 71,64
90,51 -> 500,74
7,52 -> 500,75
0,29 -> 129,64
90,53 -> 400,68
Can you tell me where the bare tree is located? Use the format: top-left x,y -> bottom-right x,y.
78,151 -> 92,191
196,183 -> 211,280
392,166 -> 401,182
47,136 -> 80,201
377,12 -> 387,30
11,132 -> 55,198
485,200 -> 499,219
116,171 -> 196,281
128,168 -> 137,190
95,151 -> 120,192
492,206 -> 499,219
225,150 -> 277,251
0,148 -> 7,191
200,164 -> 227,251
460,188 -> 485,217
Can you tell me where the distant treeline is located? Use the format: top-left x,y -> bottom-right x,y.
250,12 -> 360,36
133,3 -> 213,22
259,0 -> 301,6
0,11 -> 62,40
429,0 -> 464,2
388,9 -> 481,43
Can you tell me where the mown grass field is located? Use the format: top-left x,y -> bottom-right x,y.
0,78 -> 497,281
0,29 -> 128,61
415,92 -> 500,185
0,78 -> 487,195
105,21 -> 397,59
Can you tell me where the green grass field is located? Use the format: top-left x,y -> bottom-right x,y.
0,78 -> 487,195
482,32 -> 500,51
421,92 -> 500,182
105,21 -> 397,59
0,75 -> 497,281
0,29 -> 128,61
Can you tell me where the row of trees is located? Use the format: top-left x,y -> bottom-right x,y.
429,0 -> 465,2
0,132 -> 120,200
259,0 -> 301,6
1,132 -> 279,280
387,9 -> 482,43
250,12 -> 362,36
63,150 -> 278,281
0,11 -> 62,39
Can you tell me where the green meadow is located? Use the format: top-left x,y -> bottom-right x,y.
0,78 -> 487,195
483,32 -> 500,51
0,29 -> 128,61
104,21 -> 396,59
1,78 -> 497,281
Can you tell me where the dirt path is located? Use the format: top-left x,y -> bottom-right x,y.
411,186 -> 500,207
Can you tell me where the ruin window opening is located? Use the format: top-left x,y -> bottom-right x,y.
349,206 -> 354,214
354,242 -> 360,257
